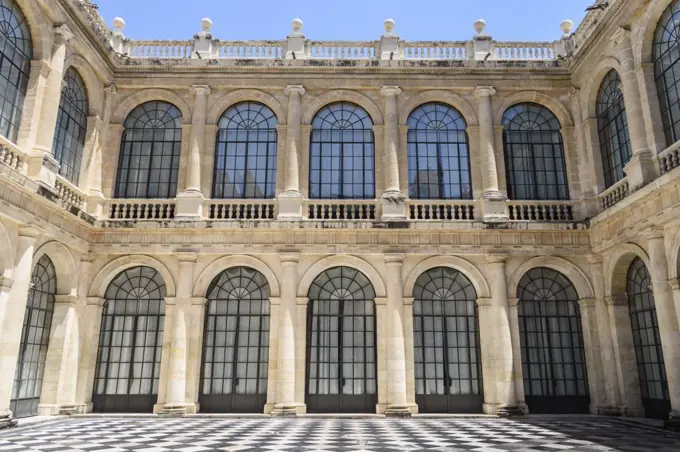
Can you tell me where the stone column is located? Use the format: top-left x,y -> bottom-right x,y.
375,297 -> 388,413
278,86 -> 306,220
487,255 -> 522,416
159,253 -> 196,415
383,254 -> 410,416
85,85 -> 116,218
294,297 -> 308,411
477,297 -> 498,413
0,227 -> 39,428
73,258 -> 95,414
380,86 -> 406,221
613,27 -> 656,190
507,297 -> 526,411
176,86 -> 210,219
644,230 -> 680,429
475,87 -> 507,222
273,254 -> 301,415
27,25 -> 73,187
578,298 -> 607,413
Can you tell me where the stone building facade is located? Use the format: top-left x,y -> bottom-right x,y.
1,0 -> 680,429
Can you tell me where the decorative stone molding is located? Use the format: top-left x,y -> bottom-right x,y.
0,276 -> 13,292
189,85 -> 211,97
578,297 -> 597,308
403,297 -> 414,306
507,297 -> 520,307
86,296 -> 105,306
669,278 -> 680,291
380,86 -> 402,97
384,253 -> 406,264
486,254 -> 508,264
474,86 -> 496,98
280,253 -> 300,264
375,297 -> 388,306
55,294 -> 78,305
284,85 -> 306,97
604,294 -> 628,306
269,297 -> 281,306
54,24 -> 75,45
476,297 -> 493,307
296,297 -> 309,306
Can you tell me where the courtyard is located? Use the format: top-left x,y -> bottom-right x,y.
0,416 -> 678,451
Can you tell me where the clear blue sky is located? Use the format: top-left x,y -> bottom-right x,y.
97,0 -> 595,42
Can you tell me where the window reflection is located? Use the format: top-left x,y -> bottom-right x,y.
52,67 -> 88,184
653,0 -> 680,146
597,70 -> 631,188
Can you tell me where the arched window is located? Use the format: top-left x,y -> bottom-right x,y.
412,267 -> 482,413
309,102 -> 375,199
0,0 -> 32,142
93,266 -> 166,413
10,255 -> 55,418
52,67 -> 89,184
503,103 -> 569,200
597,70 -> 631,187
213,102 -> 278,199
626,257 -> 670,419
517,267 -> 589,414
115,101 -> 182,199
200,267 -> 270,413
407,103 -> 472,199
653,0 -> 680,146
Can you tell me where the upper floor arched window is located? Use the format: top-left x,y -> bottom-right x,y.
0,0 -> 32,142
309,102 -> 375,199
213,102 -> 277,199
52,67 -> 88,185
115,101 -> 182,199
407,103 -> 472,199
653,0 -> 680,146
597,70 -> 631,188
502,103 -> 569,201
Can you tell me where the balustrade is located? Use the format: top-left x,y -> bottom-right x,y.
107,200 -> 176,220
0,143 -> 27,174
207,200 -> 276,220
507,201 -> 575,221
659,142 -> 680,175
128,40 -> 193,58
599,179 -> 630,210
402,42 -> 467,60
493,42 -> 556,60
305,200 -> 378,220
308,41 -> 377,59
218,41 -> 284,58
406,200 -> 476,220
55,176 -> 85,211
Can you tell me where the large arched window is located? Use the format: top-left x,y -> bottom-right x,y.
115,101 -> 182,199
0,0 -> 32,142
654,0 -> 680,146
10,255 -> 55,419
597,70 -> 631,188
52,67 -> 89,184
517,267 -> 589,414
213,102 -> 278,199
503,103 -> 569,200
626,257 -> 670,420
309,102 -> 375,199
407,103 -> 472,199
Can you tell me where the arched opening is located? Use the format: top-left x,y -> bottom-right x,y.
306,266 -> 377,413
627,257 -> 670,419
407,103 -> 472,199
115,101 -> 182,199
517,267 -> 589,414
597,70 -> 631,188
92,266 -> 166,413
653,0 -> 680,147
199,267 -> 270,413
412,267 -> 482,413
10,256 -> 55,418
212,102 -> 278,199
52,67 -> 88,185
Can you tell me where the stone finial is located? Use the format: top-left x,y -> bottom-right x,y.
474,19 -> 486,35
291,18 -> 304,34
384,18 -> 395,34
200,18 -> 213,33
112,17 -> 125,34
561,19 -> 574,36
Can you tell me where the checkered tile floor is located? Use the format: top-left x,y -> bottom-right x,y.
0,416 -> 678,451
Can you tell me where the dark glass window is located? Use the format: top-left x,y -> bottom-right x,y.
518,267 -> 589,413
407,103 -> 472,199
10,255 -> 55,418
597,70 -> 631,187
626,258 -> 670,419
52,67 -> 88,184
309,102 -> 375,199
503,103 -> 569,200
115,101 -> 182,199
654,0 -> 680,146
213,102 -> 278,199
0,0 -> 32,142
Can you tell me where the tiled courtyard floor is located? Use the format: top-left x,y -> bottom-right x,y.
0,416 -> 678,451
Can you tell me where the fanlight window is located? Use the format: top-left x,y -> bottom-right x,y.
653,0 -> 680,146
0,0 -> 32,142
213,102 -> 278,199
407,103 -> 472,199
502,103 -> 569,201
309,102 -> 375,199
597,70 -> 631,188
115,101 -> 182,199
52,67 -> 89,184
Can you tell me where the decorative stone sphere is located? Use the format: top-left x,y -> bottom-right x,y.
384,18 -> 395,34
112,17 -> 125,33
201,18 -> 213,33
561,19 -> 574,36
292,18 -> 304,34
474,18 -> 486,34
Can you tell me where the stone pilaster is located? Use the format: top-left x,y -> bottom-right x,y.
75,296 -> 104,414
477,297 -> 498,413
293,297 -> 308,412
16,59 -> 51,155
569,88 -> 600,218
380,87 -> 406,221
578,297 -> 608,413
278,86 -> 305,220
85,85 -> 115,218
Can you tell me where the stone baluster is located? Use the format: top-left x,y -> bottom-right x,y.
278,86 -> 305,220
0,226 -> 39,428
380,86 -> 406,220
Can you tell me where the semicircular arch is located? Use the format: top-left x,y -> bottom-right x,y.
63,54 -> 105,117
207,89 -> 286,125
494,91 -> 573,127
112,89 -> 192,124
32,241 -> 78,296
298,255 -> 386,298
403,256 -> 490,299
89,255 -> 176,298
193,255 -> 281,298
583,57 -> 625,120
399,90 -> 478,126
603,243 -> 651,297
302,90 -> 383,125
509,256 -> 595,302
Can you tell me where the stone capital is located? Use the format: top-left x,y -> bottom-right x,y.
284,85 -> 306,97
384,253 -> 405,265
508,297 -> 520,307
474,86 -> 496,98
176,251 -> 198,263
486,254 -> 508,264
280,253 -> 300,264
0,276 -> 14,292
54,24 -> 74,45
87,296 -> 105,307
669,278 -> 680,291
586,254 -> 603,264
375,297 -> 388,306
380,86 -> 402,97
643,227 -> 665,241
189,85 -> 211,97
611,26 -> 631,47
476,297 -> 493,307
105,84 -> 117,96
579,297 -> 597,308
55,294 -> 78,305
403,297 -> 414,306
31,59 -> 51,78
18,225 -> 40,239
605,294 -> 628,306
269,297 -> 281,306
296,297 -> 309,306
